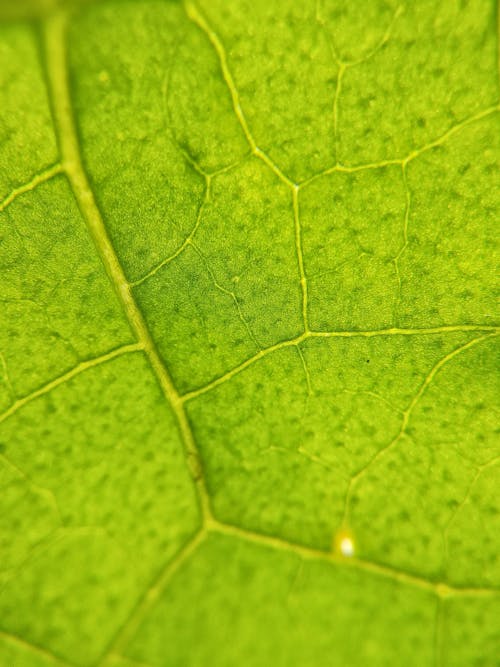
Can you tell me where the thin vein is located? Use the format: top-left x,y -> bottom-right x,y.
182,326 -> 498,402
181,332 -> 307,402
301,104 -> 500,187
498,0 -> 500,97
184,2 -> 305,321
308,325 -> 499,339
318,2 -> 402,69
212,520 -> 500,598
191,241 -> 262,350
0,450 -> 63,524
393,161 -> 410,302
130,176 -> 211,287
0,343 -> 142,426
184,2 -> 254,148
296,344 -> 312,396
442,454 -> 500,569
434,596 -> 445,667
342,333 -> 499,523
0,163 -> 62,213
316,8 -> 342,67
0,351 -> 14,400
292,186 -> 309,331
253,146 -> 296,188
0,630 -> 76,667
344,4 -> 403,67
402,104 -> 500,164
97,530 -> 206,667
332,63 -> 345,161
318,158 -> 403,182
43,11 -> 212,522
184,1 -> 296,189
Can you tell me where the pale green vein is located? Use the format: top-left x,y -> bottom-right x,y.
341,333 -> 499,524
317,2 -> 402,69
182,326 -> 499,402
345,4 -> 403,67
442,454 -> 500,569
0,450 -> 63,524
402,104 -> 500,164
292,186 -> 309,332
498,0 -> 500,94
184,0 -> 309,329
302,104 -> 500,186
253,146 -> 295,188
317,6 -> 342,66
191,241 -> 262,350
307,325 -> 500,339
0,630 -> 76,667
0,351 -> 14,401
332,63 -> 345,161
324,158 -> 403,177
98,513 -> 500,658
0,163 -> 62,214
97,530 -> 206,667
43,10 -> 212,522
184,1 -> 296,189
181,333 -> 307,402
184,2 -> 254,148
1,526 -> 128,604
211,520 -> 500,598
130,154 -> 250,288
97,513 -> 500,659
0,343 -> 142,426
392,161 -> 410,301
130,175 -> 211,287
296,344 -> 312,396
342,387 -> 404,416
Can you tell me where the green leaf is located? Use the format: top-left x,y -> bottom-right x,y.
1,1 -> 499,665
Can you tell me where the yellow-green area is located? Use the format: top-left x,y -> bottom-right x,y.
0,0 -> 499,665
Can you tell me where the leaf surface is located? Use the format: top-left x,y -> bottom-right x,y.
0,1 -> 499,665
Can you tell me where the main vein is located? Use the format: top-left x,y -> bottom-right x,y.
42,10 -> 211,523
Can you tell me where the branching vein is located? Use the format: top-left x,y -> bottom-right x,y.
0,163 -> 62,214
182,326 -> 498,402
0,343 -> 142,426
43,10 -> 212,522
183,2 -> 295,188
392,161 -> 410,306
97,531 -> 206,667
7,5 -> 495,661
302,104 -> 500,187
130,176 -> 211,287
0,630 -> 76,667
341,333 -> 499,523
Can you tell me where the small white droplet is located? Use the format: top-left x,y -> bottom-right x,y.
340,536 -> 355,557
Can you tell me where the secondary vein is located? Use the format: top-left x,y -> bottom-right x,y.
0,162 -> 62,213
0,343 -> 142,426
